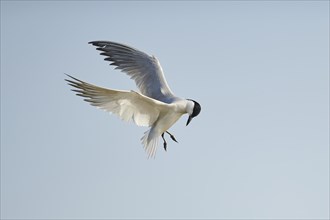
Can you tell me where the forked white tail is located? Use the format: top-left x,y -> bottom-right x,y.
141,129 -> 160,159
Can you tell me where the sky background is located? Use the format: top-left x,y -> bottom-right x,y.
1,1 -> 329,219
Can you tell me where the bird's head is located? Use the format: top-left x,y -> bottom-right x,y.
186,99 -> 201,126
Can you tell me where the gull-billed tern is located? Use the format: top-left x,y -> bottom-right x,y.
65,41 -> 201,158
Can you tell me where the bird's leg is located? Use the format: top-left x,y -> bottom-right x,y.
161,133 -> 167,151
166,131 -> 178,143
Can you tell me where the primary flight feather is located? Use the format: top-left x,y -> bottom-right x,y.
66,41 -> 201,158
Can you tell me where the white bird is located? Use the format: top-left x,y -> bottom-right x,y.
66,41 -> 201,158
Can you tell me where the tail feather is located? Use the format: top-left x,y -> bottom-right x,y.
141,129 -> 159,159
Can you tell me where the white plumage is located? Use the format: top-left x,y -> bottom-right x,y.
66,41 -> 201,158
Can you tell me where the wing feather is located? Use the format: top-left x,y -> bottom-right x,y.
89,41 -> 178,103
65,74 -> 164,127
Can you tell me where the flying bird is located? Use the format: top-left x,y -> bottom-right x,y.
65,41 -> 201,158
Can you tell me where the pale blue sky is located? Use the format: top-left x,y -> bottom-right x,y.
1,1 -> 329,219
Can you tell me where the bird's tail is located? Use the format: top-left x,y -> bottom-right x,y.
141,129 -> 159,159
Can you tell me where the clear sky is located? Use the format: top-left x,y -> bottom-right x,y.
1,1 -> 329,219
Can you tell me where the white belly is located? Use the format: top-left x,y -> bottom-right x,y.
157,112 -> 184,133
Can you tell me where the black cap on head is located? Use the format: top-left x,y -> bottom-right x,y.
186,99 -> 201,126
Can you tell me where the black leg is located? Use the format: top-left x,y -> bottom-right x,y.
166,131 -> 178,143
161,133 -> 167,151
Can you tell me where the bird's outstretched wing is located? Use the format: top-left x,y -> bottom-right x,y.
89,41 -> 178,104
65,74 -> 165,127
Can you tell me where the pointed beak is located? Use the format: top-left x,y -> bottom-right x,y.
186,115 -> 193,126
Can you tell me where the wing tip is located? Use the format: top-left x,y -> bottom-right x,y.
88,41 -> 97,45
89,40 -> 111,47
64,74 -> 85,84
